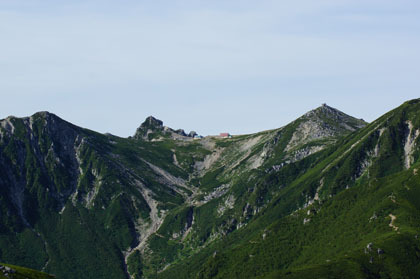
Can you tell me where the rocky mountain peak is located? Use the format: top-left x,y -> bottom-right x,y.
308,103 -> 347,117
141,116 -> 164,130
134,116 -> 164,139
1,111 -> 66,136
32,111 -> 55,118
29,112 -> 81,138
30,111 -> 76,125
134,116 -> 199,141
317,103 -> 341,114
303,103 -> 367,130
282,104 -> 368,154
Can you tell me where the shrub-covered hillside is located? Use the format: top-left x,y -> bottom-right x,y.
1,100 -> 420,278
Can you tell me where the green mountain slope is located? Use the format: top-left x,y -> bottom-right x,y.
158,99 -> 420,279
2,100 -> 419,279
0,263 -> 54,279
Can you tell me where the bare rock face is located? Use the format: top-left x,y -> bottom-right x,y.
188,131 -> 198,138
273,104 -> 368,166
174,129 -> 187,137
142,116 -> 164,129
286,104 -> 367,151
0,265 -> 16,276
133,116 -> 164,139
133,116 -> 198,141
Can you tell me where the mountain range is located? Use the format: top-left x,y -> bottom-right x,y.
0,100 -> 419,278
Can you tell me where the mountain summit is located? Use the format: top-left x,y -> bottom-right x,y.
282,104 -> 367,150
301,103 -> 367,133
0,101 -> 419,279
141,116 -> 164,129
133,116 -> 196,141
133,116 -> 164,139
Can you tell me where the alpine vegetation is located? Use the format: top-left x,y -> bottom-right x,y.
0,100 -> 420,278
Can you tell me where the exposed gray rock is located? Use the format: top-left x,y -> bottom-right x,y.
133,116 -> 164,139
188,131 -> 197,138
403,120 -> 419,169
202,184 -> 230,203
369,213 -> 377,222
285,104 -> 367,153
133,116 -> 196,141
142,116 -> 163,129
0,265 -> 16,276
365,242 -> 373,254
174,129 -> 187,137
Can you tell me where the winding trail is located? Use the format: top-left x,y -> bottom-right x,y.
389,214 -> 399,231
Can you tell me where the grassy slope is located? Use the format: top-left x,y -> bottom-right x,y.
2,101 -> 416,279
0,111 -> 218,278
158,99 -> 420,278
138,108 -> 360,277
0,263 -> 54,279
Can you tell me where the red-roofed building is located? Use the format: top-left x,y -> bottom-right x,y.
219,133 -> 231,138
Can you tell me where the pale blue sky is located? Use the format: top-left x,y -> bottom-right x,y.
1,0 -> 419,136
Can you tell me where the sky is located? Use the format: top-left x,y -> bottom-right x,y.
0,0 -> 419,136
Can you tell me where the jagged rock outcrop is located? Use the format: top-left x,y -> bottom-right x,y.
133,116 -> 164,139
133,116 -> 197,141
188,131 -> 198,138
